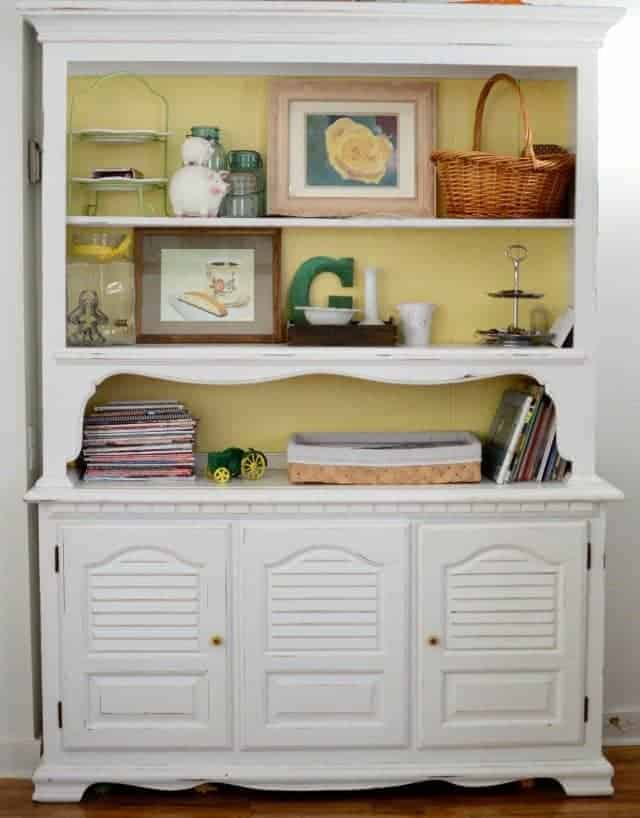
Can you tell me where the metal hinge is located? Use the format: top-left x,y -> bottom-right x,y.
27,139 -> 42,184
584,696 -> 590,723
57,701 -> 63,729
54,545 -> 60,574
587,542 -> 592,571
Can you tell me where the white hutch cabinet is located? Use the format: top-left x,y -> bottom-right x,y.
20,0 -> 624,804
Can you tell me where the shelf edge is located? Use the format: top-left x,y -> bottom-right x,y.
24,471 -> 623,505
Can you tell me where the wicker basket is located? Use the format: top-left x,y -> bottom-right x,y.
431,73 -> 574,219
288,462 -> 481,486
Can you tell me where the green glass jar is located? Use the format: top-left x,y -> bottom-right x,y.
227,149 -> 263,173
190,125 -> 227,171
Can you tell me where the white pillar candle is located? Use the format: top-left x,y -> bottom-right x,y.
361,266 -> 383,326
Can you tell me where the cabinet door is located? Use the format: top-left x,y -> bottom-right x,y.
60,524 -> 230,750
418,521 -> 588,748
238,522 -> 409,749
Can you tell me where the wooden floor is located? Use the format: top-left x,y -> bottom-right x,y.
2,749 -> 639,818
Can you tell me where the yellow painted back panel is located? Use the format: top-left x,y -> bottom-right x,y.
69,75 -> 568,450
92,374 -> 530,453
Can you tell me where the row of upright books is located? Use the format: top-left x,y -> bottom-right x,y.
81,400 -> 198,481
483,386 -> 571,485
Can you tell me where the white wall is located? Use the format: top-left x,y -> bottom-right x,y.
0,3 -> 42,777
0,1 -> 639,778
598,6 -> 640,742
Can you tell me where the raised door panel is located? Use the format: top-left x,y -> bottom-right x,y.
60,524 -> 230,749
238,522 -> 409,749
418,521 -> 588,748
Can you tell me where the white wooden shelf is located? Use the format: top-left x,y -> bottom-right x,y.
24,467 -> 623,505
67,216 -> 575,230
56,344 -> 585,365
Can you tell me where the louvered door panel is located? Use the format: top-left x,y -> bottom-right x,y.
447,560 -> 559,651
418,521 -> 587,749
89,557 -> 201,652
60,524 -> 230,750
268,547 -> 380,651
239,522 -> 409,749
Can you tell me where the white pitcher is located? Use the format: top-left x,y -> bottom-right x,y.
397,302 -> 437,347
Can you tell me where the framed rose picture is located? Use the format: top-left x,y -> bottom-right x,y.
268,79 -> 436,218
134,227 -> 282,343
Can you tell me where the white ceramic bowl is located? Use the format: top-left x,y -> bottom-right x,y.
295,306 -> 360,326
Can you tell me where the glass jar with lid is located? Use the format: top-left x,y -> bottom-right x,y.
220,171 -> 263,218
227,150 -> 264,179
66,232 -> 135,346
190,125 -> 227,171
221,150 -> 266,217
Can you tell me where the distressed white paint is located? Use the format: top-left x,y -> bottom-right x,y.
17,1 -> 623,490
66,216 -> 575,229
60,525 -> 231,749
238,523 -> 409,749
418,523 -> 588,747
33,503 -> 613,801
10,0 -> 634,801
0,1 -> 41,778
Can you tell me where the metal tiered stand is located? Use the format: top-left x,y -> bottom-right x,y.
477,244 -> 554,347
68,73 -> 170,216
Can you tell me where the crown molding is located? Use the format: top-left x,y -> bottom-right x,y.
17,1 -> 625,48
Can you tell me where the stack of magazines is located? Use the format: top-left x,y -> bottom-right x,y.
81,400 -> 198,481
483,386 -> 571,485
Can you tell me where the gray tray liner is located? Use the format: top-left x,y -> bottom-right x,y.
288,431 -> 481,468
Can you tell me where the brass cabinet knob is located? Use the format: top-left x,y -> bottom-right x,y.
210,635 -> 224,647
427,635 -> 441,647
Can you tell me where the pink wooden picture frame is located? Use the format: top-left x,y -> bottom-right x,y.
268,79 -> 437,218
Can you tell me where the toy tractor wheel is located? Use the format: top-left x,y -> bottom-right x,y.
241,451 -> 267,481
212,466 -> 231,484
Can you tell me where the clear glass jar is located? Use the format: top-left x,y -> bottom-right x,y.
227,150 -> 265,214
66,232 -> 135,346
221,192 -> 261,218
190,125 -> 227,171
220,171 -> 263,218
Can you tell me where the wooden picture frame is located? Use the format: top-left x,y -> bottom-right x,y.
134,227 -> 282,344
268,79 -> 436,218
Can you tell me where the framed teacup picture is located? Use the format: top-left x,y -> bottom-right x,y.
134,227 -> 282,343
268,79 -> 436,217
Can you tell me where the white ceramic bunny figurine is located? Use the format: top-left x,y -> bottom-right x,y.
169,136 -> 231,217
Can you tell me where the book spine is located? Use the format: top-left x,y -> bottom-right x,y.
505,387 -> 544,483
514,387 -> 545,481
536,422 -> 557,482
524,402 -> 555,481
542,441 -> 559,482
517,396 -> 549,482
496,395 -> 533,485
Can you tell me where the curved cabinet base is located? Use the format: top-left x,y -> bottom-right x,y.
32,759 -> 614,802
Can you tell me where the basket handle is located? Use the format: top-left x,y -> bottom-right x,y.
473,73 -> 538,163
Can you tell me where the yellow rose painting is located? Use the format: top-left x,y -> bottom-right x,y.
306,114 -> 398,188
